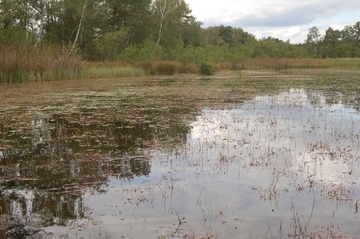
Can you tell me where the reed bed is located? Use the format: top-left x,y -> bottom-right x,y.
1,53 -> 360,83
0,45 -> 82,83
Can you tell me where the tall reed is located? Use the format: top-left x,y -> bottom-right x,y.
0,45 -> 83,83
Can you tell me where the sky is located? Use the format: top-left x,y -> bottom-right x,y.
186,0 -> 360,44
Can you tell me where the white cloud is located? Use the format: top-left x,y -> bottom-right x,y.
187,0 -> 360,43
272,26 -> 303,41
329,24 -> 346,30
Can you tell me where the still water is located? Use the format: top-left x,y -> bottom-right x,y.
1,88 -> 360,238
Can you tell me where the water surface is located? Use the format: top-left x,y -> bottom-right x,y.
1,85 -> 360,238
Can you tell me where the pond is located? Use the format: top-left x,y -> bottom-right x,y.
1,72 -> 360,238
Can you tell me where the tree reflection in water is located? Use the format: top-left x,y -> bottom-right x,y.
0,108 -> 187,238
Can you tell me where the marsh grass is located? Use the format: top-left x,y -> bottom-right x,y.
139,58 -> 360,75
2,54 -> 359,83
0,45 -> 83,83
219,58 -> 360,71
323,58 -> 360,68
151,61 -> 181,75
82,65 -> 146,78
82,60 -> 146,78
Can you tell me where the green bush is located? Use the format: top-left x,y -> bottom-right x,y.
95,28 -> 129,60
199,63 -> 215,75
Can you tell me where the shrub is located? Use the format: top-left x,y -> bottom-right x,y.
199,63 -> 215,75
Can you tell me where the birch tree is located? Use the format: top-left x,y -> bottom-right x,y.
151,0 -> 191,47
69,0 -> 87,56
306,26 -> 321,58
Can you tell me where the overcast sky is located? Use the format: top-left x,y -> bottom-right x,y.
187,0 -> 360,44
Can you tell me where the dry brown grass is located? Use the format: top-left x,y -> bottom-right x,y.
180,62 -> 198,73
150,61 -> 182,75
151,61 -> 182,70
0,45 -> 82,83
214,62 -> 234,71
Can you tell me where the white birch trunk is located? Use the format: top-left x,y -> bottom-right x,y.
156,0 -> 172,47
69,0 -> 87,57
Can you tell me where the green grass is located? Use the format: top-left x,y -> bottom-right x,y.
322,58 -> 360,68
82,66 -> 146,79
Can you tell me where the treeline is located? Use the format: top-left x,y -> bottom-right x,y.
0,0 -> 359,82
306,25 -> 360,58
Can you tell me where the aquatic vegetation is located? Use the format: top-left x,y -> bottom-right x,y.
1,69 -> 360,238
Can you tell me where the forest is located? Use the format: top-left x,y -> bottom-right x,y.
0,0 -> 360,82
